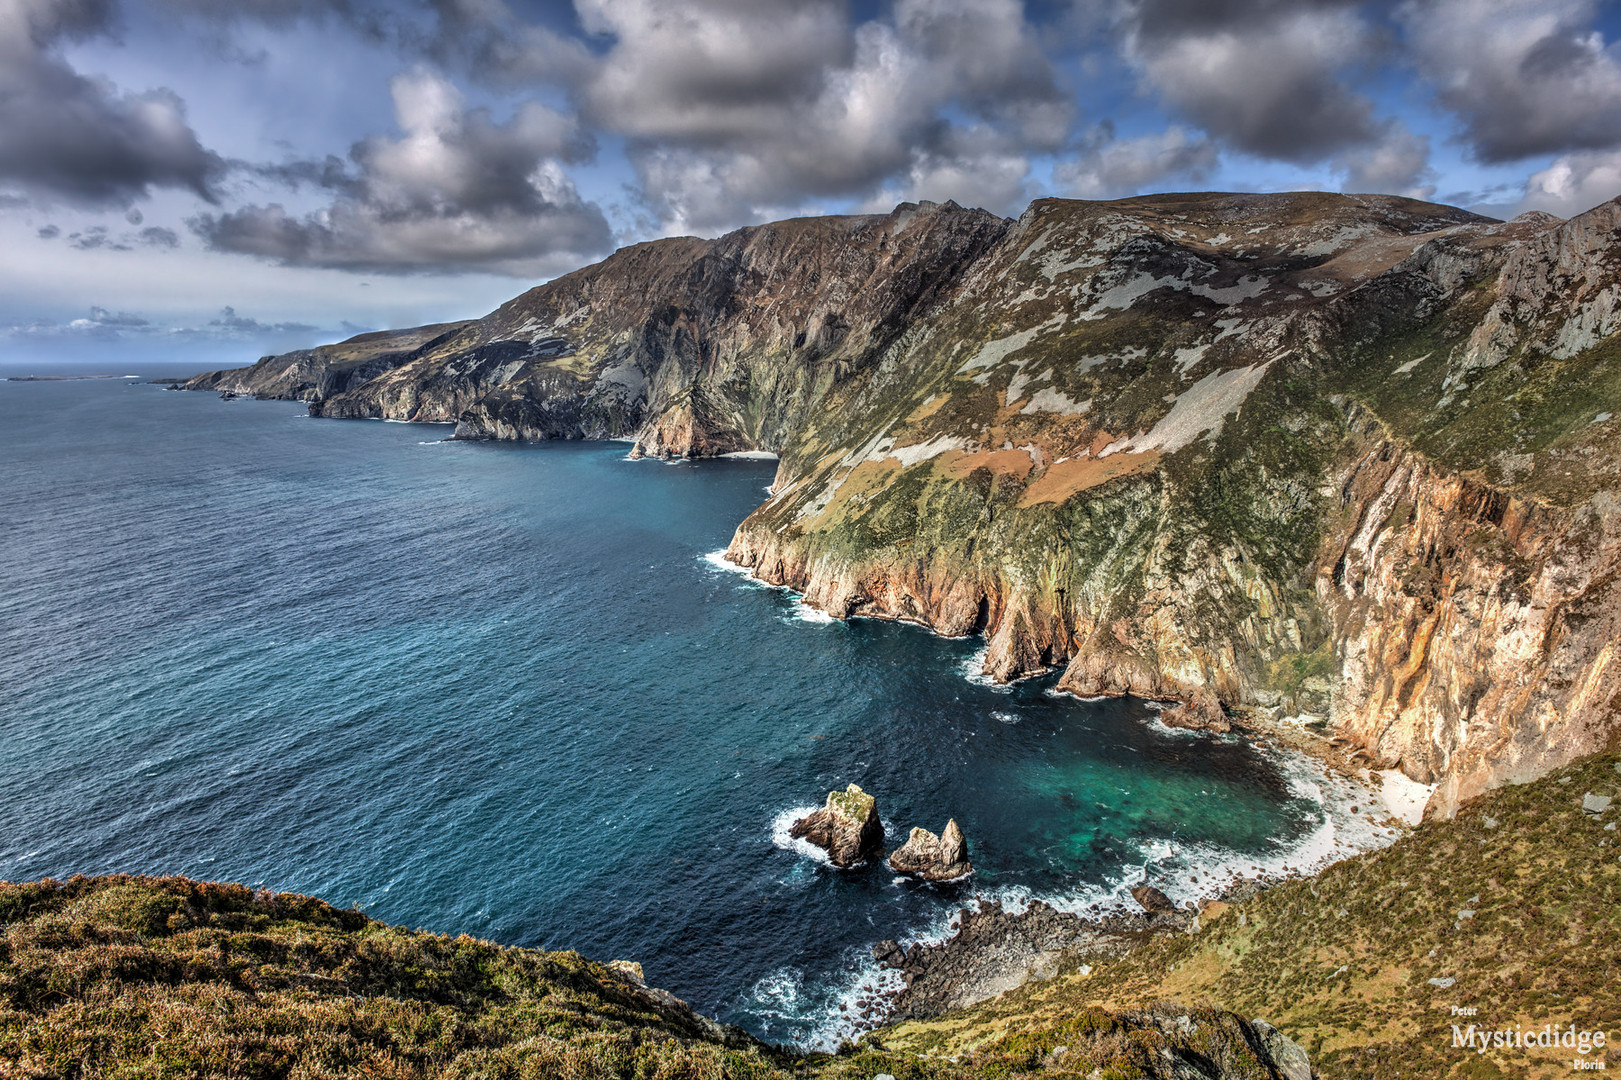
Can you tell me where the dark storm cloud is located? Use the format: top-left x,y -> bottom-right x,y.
1121,0 -> 1383,163
0,0 -> 224,207
193,68 -> 612,274
1398,0 -> 1621,163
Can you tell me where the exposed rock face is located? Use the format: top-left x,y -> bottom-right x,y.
1130,885 -> 1178,915
1318,409 -> 1621,816
888,819 -> 972,880
230,201 -> 1006,453
192,191 -> 1621,816
789,784 -> 883,867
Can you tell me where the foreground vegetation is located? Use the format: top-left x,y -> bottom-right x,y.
0,876 -> 1294,1079
4,750 -> 1617,1078
882,750 -> 1621,1079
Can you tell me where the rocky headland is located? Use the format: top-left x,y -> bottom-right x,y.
185,190 -> 1621,824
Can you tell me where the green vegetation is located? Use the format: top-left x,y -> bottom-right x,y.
0,876 -> 1301,1079
881,750 -> 1621,1080
14,753 -> 1617,1077
0,876 -> 785,1080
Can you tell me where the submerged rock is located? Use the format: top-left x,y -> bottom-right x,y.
888,818 -> 972,881
790,784 -> 883,866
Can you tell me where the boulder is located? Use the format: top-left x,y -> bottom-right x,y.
1130,884 -> 1177,915
1583,793 -> 1612,817
872,940 -> 906,968
1157,687 -> 1231,734
1252,1019 -> 1314,1080
789,784 -> 884,866
888,819 -> 972,881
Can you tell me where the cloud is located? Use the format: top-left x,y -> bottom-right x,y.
416,0 -> 594,88
1121,0 -> 1382,163
1334,123 -> 1436,198
192,67 -> 611,275
580,0 -> 1072,233
139,225 -> 181,248
84,305 -> 148,327
1399,0 -> 1621,163
68,226 -> 128,251
1054,124 -> 1220,199
209,305 -> 316,334
48,220 -> 184,250
0,0 -> 223,207
1512,151 -> 1621,217
10,302 -> 151,340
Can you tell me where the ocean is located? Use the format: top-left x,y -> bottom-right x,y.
0,366 -> 1394,1045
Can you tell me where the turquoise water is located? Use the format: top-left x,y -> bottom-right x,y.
0,368 -> 1370,1045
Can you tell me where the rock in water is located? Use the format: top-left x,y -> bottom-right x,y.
1130,885 -> 1177,915
1157,687 -> 1231,734
888,818 -> 973,880
789,784 -> 883,866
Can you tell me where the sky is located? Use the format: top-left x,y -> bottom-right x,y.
5,0 -> 1621,368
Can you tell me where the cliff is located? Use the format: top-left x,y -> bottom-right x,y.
190,191 -> 1621,817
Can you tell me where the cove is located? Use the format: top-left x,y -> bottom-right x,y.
0,372 -> 1386,1046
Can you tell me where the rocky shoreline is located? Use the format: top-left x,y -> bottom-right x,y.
829,709 -> 1409,1039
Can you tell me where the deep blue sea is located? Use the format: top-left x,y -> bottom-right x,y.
0,365 -> 1391,1045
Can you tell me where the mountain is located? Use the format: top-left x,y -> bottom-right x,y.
186,191 -> 1621,818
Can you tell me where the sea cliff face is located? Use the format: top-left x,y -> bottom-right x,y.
192,191 -> 1621,816
279,201 -> 1006,453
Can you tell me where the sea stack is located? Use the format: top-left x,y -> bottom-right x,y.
888,818 -> 972,881
790,784 -> 884,867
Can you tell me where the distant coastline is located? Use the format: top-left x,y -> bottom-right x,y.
6,374 -> 139,382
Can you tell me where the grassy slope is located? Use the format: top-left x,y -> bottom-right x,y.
0,877 -> 783,1080
880,750 -> 1621,1079
0,877 -> 1291,1080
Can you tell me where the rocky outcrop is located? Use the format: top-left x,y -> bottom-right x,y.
877,899 -> 1153,1020
887,819 -> 972,880
789,784 -> 884,866
1157,688 -> 1232,734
